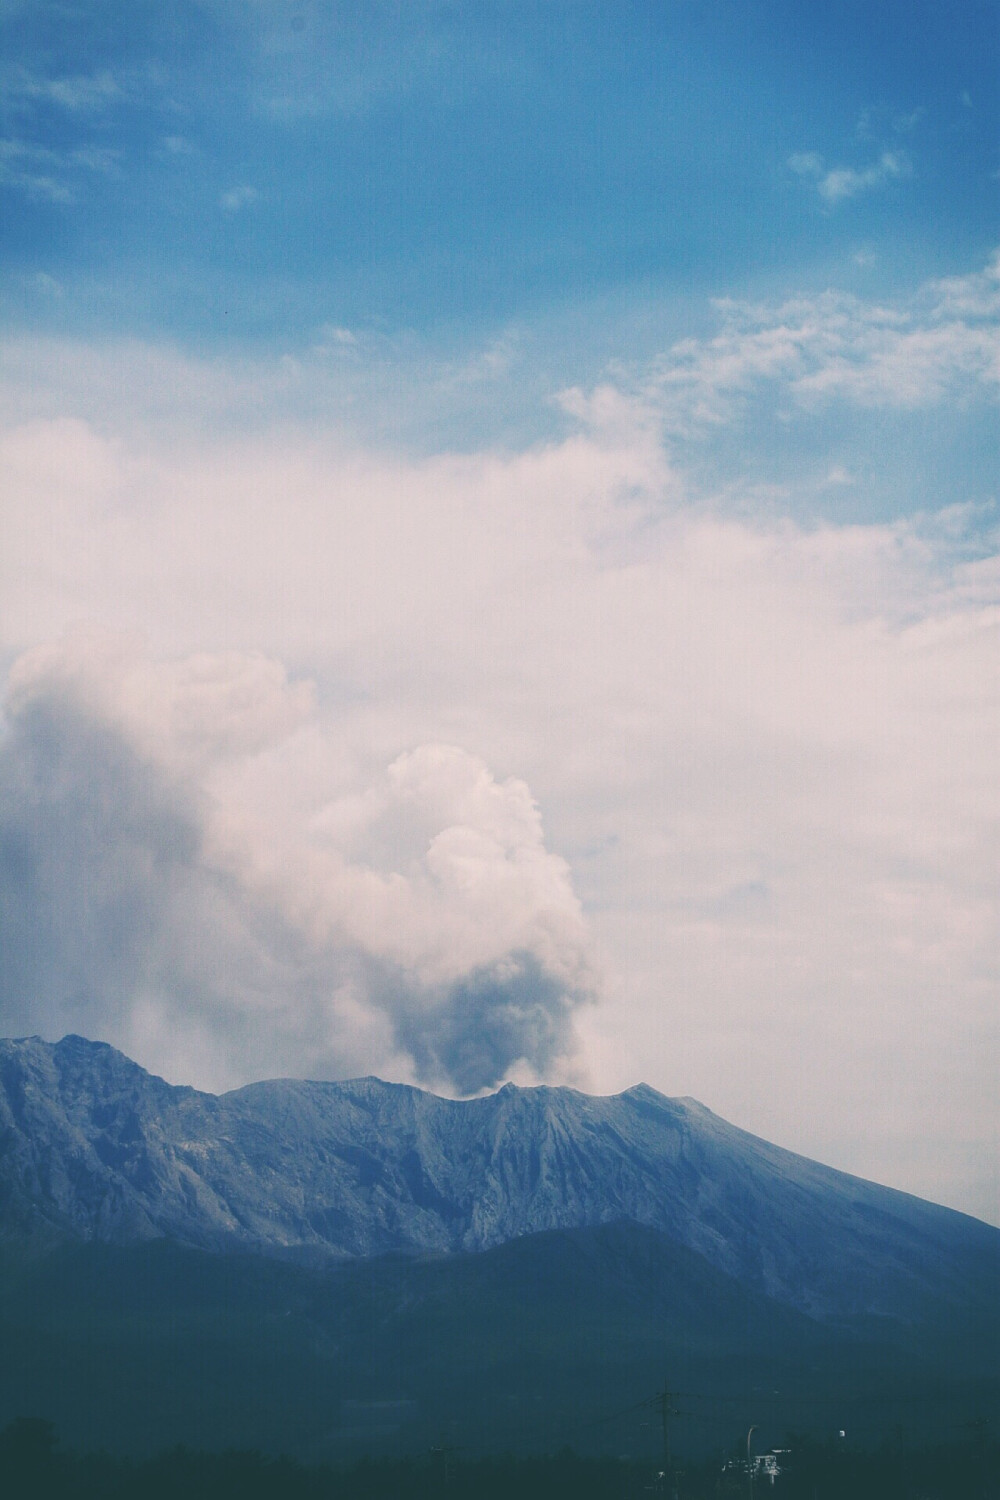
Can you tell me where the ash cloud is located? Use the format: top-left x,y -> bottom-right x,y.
0,635 -> 594,1093
0,676 -> 345,1084
392,951 -> 576,1096
0,691 -> 202,1041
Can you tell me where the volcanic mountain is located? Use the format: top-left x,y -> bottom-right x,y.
1,1033 -> 995,1321
0,1034 -> 995,1457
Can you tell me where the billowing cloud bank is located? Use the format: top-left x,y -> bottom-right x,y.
0,637 -> 594,1093
0,254 -> 997,1217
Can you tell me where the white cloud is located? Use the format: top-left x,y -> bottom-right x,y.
0,634 -> 594,1096
0,139 -> 74,202
787,151 -> 823,178
220,185 -> 261,212
70,145 -> 119,175
1,67 -> 120,113
636,251 -> 1000,431
316,324 -> 358,348
892,108 -> 925,134
928,249 -> 1000,321
5,632 -> 317,771
790,148 -> 911,205
0,261 -> 996,1219
0,137 -> 120,203
16,271 -> 63,297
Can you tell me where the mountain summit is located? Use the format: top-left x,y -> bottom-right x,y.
1,1034 -> 995,1326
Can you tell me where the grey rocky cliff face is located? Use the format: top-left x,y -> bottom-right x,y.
0,1034 -> 995,1322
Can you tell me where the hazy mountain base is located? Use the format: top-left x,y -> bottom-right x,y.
1,1420 -> 998,1500
0,1224 -> 995,1462
2,1416 -> 998,1500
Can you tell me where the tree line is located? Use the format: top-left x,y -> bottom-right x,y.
0,1418 -> 995,1498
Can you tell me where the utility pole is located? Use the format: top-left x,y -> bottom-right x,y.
428,1439 -> 461,1495
654,1384 -> 681,1500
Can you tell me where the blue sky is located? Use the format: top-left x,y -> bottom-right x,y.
3,0 -> 996,337
0,2 -> 998,1220
3,0 -> 997,516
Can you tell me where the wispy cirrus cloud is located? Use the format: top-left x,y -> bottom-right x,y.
0,136 -> 120,203
1,65 -> 121,113
616,251 -> 1000,435
0,139 -> 72,202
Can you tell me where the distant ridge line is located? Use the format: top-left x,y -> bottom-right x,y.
0,1032 -> 996,1330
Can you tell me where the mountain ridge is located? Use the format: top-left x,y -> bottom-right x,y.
0,1033 -> 996,1327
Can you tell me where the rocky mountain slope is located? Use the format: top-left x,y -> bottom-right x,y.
0,1034 -> 996,1324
